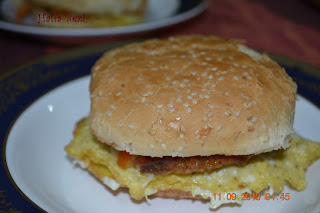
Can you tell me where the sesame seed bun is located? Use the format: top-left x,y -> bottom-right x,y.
89,35 -> 297,157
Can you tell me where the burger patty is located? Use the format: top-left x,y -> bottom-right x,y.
133,154 -> 252,175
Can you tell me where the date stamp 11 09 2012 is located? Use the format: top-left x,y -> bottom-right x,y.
37,13 -> 85,24
213,193 -> 290,201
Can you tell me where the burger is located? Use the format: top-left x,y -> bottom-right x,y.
65,35 -> 320,209
12,0 -> 147,27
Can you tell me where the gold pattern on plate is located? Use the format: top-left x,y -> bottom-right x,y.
0,191 -> 22,213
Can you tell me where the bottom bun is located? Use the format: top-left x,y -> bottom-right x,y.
152,190 -> 207,200
65,118 -> 320,209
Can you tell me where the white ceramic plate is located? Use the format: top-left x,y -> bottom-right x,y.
5,76 -> 320,213
0,0 -> 208,37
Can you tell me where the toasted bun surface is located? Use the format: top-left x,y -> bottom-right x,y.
89,35 -> 297,157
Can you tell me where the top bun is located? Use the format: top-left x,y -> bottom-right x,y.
89,35 -> 297,157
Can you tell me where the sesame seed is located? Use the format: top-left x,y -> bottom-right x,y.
211,84 -> 216,88
208,103 -> 215,108
242,65 -> 248,68
243,102 -> 249,108
157,105 -> 163,108
177,96 -> 182,102
205,57 -> 212,61
240,93 -> 245,98
208,124 -> 214,128
253,100 -> 258,105
179,83 -> 185,88
119,121 -> 124,127
217,125 -> 222,131
149,129 -> 155,135
235,110 -> 241,116
252,117 -> 259,122
183,78 -> 189,82
183,103 -> 189,107
150,144 -> 154,149
180,126 -> 186,132
169,108 -> 175,112
199,93 -> 204,99
243,72 -> 249,75
208,75 -> 213,80
211,67 -> 218,71
187,89 -> 191,93
191,92 -> 197,96
248,102 -> 253,108
138,77 -> 142,81
187,96 -> 192,99
187,108 -> 192,113
191,71 -> 197,75
233,76 -> 239,80
159,119 -> 163,124
218,77 -> 225,81
110,105 -> 116,109
115,91 -> 122,96
196,135 -> 200,140
221,71 -> 227,74
208,111 -> 214,117
128,124 -> 134,129
180,134 -> 184,139
161,144 -> 167,150
202,117 -> 208,122
201,88 -> 206,92
248,76 -> 252,80
201,72 -> 207,77
168,103 -> 174,108
248,122 -> 253,127
176,116 -> 181,120
202,136 -> 208,141
195,130 -> 200,135
106,111 -> 112,117
172,80 -> 178,85
225,91 -> 230,97
141,97 -> 146,102
204,94 -> 210,99
192,99 -> 198,104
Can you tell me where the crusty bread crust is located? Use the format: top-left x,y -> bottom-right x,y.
90,35 -> 297,157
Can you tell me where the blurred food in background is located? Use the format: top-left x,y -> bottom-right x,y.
11,0 -> 147,27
